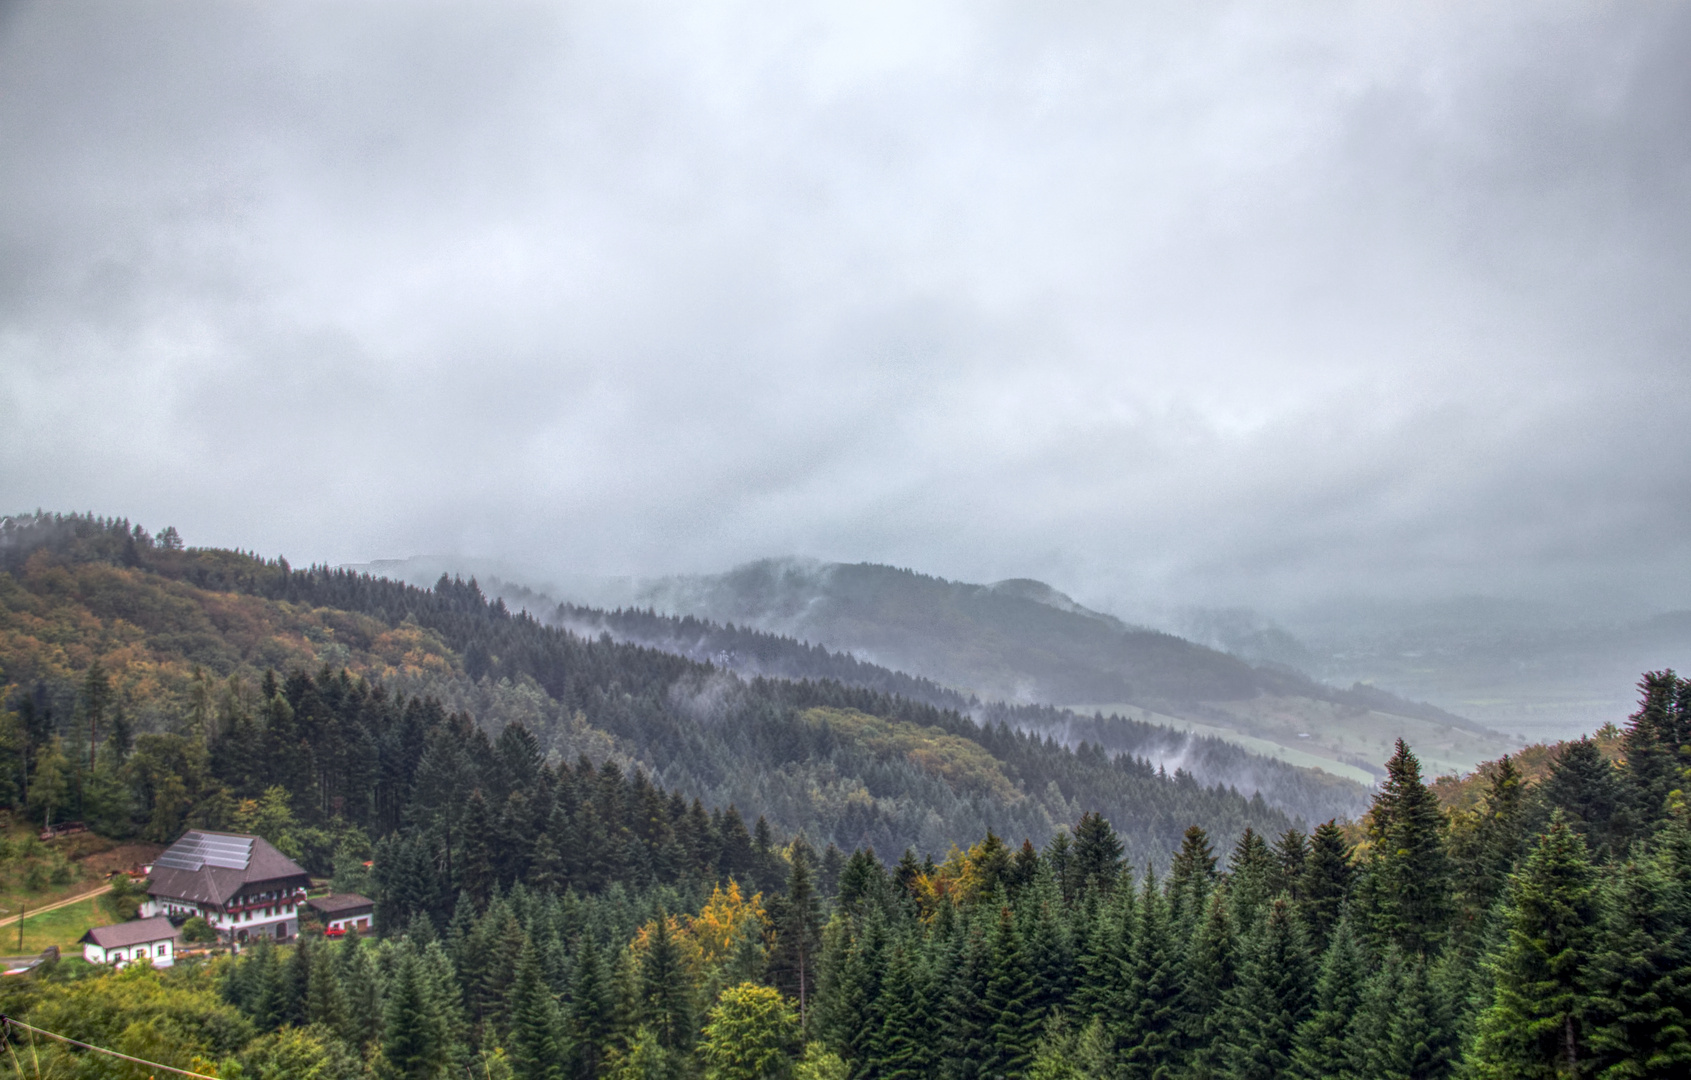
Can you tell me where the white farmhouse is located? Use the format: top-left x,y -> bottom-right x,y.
142,831 -> 311,943
81,916 -> 179,968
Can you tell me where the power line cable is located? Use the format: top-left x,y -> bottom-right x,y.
1,1014 -> 221,1079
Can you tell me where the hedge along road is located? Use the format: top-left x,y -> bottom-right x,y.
0,884 -> 113,928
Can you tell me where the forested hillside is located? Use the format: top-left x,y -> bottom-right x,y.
1,512 -> 1344,870
543,601 -> 1369,824
525,557 -> 1514,781
3,665 -> 1688,1080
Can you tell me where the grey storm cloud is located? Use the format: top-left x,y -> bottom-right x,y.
2,0 -> 1689,612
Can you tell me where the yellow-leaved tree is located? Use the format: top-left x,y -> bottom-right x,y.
631,879 -> 770,1006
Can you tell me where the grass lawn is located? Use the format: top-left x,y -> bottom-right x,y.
3,894 -> 125,956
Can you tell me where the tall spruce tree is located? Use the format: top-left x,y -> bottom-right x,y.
982,905 -> 1042,1080
1619,672 -> 1690,835
1120,870 -> 1181,1080
639,912 -> 697,1060
306,938 -> 350,1041
383,946 -> 455,1080
1272,829 -> 1309,901
1226,828 -> 1276,933
1539,738 -> 1627,858
1291,919 -> 1366,1080
771,839 -> 824,1031
870,943 -> 935,1080
1017,864 -> 1074,1021
1072,812 -> 1125,901
509,936 -> 561,1080
1296,821 -> 1354,954
566,942 -> 614,1080
1167,825 -> 1220,942
1365,740 -> 1453,958
1470,811 -> 1600,1079
1223,898 -> 1312,1080
1351,947 -> 1456,1080
1451,755 -> 1529,961
340,937 -> 384,1054
1180,891 -> 1238,1080
1584,841 -> 1691,1078
1074,877 -> 1134,1025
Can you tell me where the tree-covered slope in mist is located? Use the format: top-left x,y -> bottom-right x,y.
569,557 -> 1509,778
535,599 -> 1370,824
1,512 -> 1349,869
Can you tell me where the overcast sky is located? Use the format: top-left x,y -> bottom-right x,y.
3,1 -> 1689,614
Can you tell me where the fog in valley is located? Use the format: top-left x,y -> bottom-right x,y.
6,1 -> 1691,744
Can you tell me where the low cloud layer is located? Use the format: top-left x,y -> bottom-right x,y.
3,1 -> 1689,614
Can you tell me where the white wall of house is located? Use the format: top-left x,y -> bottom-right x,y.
83,939 -> 174,968
146,892 -> 303,941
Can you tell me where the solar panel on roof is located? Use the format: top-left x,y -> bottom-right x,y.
154,832 -> 253,871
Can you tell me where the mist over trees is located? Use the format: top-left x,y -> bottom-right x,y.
5,512 -> 1691,1079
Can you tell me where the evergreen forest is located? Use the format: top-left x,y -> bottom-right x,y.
2,512 -> 1690,1079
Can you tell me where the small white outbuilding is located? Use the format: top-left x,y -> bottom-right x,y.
80,915 -> 180,968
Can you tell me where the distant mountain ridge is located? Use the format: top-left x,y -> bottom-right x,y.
479,586 -> 1374,823
351,553 -> 1521,780
629,558 -> 1486,722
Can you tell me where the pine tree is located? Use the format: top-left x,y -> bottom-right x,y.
1120,871 -> 1181,1080
1452,755 -> 1529,961
1027,870 -> 1077,1020
752,815 -> 786,894
508,936 -> 561,1080
1167,825 -> 1220,942
1072,881 -> 1133,1024
870,942 -> 933,1080
700,983 -> 799,1080
820,844 -> 845,900
1291,920 -> 1366,1080
281,930 -> 314,1028
1226,828 -> 1275,933
640,911 -> 697,1059
983,905 -> 1042,1080
817,911 -> 887,1071
459,790 -> 497,906
1223,898 -> 1312,1080
1583,843 -> 1691,1078
1351,947 -> 1455,1080
566,942 -> 615,1080
771,839 -> 824,1031
1541,737 -> 1628,858
1619,672 -> 1690,835
384,947 -> 453,1080
1296,821 -> 1353,954
719,806 -> 757,885
1470,811 -> 1600,1078
1046,830 -> 1077,906
1180,891 -> 1238,1079
306,937 -> 350,1040
1072,812 -> 1125,900
244,935 -> 288,1032
530,832 -> 565,894
340,936 -> 384,1053
1272,829 -> 1309,900
1365,740 -> 1454,958
934,911 -> 990,1080
1028,1012 -> 1113,1080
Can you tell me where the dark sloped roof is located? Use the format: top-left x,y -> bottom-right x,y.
147,831 -> 309,906
82,916 -> 179,950
307,893 -> 374,916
